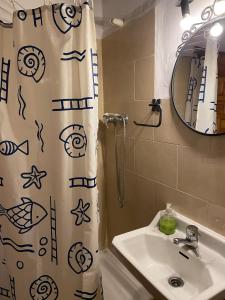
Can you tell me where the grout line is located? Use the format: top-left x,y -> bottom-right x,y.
133,54 -> 155,63
127,169 -> 210,206
176,145 -> 179,190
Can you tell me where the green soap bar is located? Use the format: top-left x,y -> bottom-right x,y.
159,217 -> 176,235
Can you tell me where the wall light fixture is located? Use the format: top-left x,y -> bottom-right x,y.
214,0 -> 225,15
177,0 -> 194,30
210,22 -> 223,37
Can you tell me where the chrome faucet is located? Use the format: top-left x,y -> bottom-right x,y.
173,225 -> 200,256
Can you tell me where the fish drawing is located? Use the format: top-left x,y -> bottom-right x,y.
0,197 -> 47,234
0,140 -> 29,156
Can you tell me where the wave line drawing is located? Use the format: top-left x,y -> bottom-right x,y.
74,289 -> 97,299
17,86 -> 26,120
0,237 -> 34,253
35,120 -> 44,152
61,49 -> 86,61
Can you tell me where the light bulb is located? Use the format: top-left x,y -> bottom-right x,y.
214,0 -> 225,16
210,22 -> 223,37
180,14 -> 193,30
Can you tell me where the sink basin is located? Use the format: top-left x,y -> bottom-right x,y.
112,211 -> 225,300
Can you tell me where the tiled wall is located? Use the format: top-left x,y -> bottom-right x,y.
102,9 -> 225,243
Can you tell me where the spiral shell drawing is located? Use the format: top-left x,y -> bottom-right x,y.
59,124 -> 87,158
17,46 -> 46,83
68,242 -> 93,274
52,4 -> 82,34
30,275 -> 58,300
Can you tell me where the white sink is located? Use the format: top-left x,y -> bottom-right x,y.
112,211 -> 225,300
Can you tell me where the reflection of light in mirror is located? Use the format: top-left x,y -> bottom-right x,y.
180,14 -> 193,30
214,0 -> 225,15
210,22 -> 223,37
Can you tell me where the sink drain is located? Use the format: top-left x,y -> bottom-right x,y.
168,276 -> 184,288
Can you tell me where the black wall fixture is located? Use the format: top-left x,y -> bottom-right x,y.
133,99 -> 162,128
177,0 -> 193,17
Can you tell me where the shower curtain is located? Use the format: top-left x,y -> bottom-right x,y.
0,1 -> 102,299
196,36 -> 218,134
184,55 -> 204,127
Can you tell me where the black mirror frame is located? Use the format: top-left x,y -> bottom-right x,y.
171,0 -> 225,136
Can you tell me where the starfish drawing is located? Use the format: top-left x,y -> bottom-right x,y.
21,165 -> 47,189
71,199 -> 91,226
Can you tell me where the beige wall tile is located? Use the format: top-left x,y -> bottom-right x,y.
107,171 -> 157,242
155,183 -> 209,228
97,40 -> 107,248
102,10 -> 155,66
104,100 -> 155,140
207,203 -> 225,236
135,140 -> 178,188
178,146 -> 225,207
116,136 -> 135,171
154,99 -> 211,148
102,5 -> 225,244
135,56 -> 154,100
103,62 -> 134,103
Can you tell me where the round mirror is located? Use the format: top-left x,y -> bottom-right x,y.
171,17 -> 225,135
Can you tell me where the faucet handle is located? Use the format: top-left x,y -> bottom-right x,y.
186,225 -> 200,241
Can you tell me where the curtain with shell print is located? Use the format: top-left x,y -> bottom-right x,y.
196,36 -> 218,134
184,55 -> 204,128
0,1 -> 102,299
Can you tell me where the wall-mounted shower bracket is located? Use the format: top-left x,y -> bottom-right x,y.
103,113 -> 128,127
133,99 -> 162,128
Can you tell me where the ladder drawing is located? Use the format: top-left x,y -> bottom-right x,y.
90,49 -> 98,100
69,177 -> 97,189
0,287 -> 10,298
198,66 -> 207,103
32,8 -> 43,27
9,276 -> 16,300
52,97 -> 93,111
50,197 -> 58,265
0,58 -> 11,103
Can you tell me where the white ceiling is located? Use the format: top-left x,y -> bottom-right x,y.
0,0 -> 155,38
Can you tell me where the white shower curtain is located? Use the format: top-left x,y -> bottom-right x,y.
0,1 -> 102,299
184,55 -> 204,127
196,36 -> 218,134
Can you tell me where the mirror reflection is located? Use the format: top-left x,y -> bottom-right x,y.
172,18 -> 225,135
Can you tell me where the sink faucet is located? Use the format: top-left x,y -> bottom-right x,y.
173,225 -> 200,256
